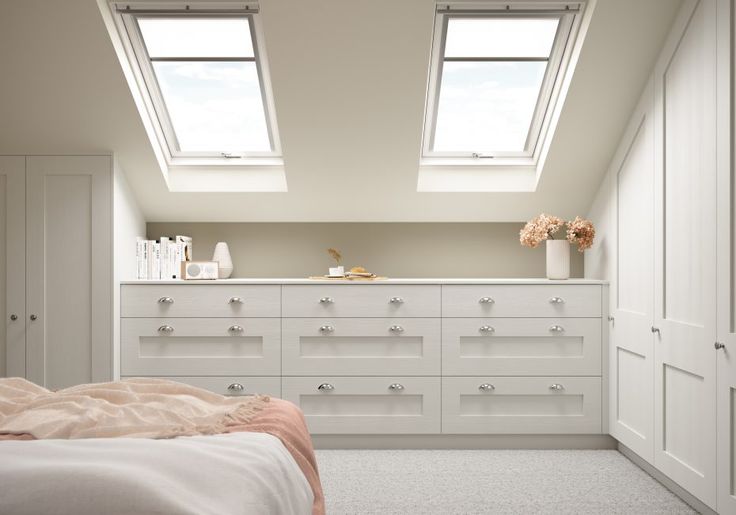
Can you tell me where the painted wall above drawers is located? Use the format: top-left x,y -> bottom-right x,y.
120,279 -> 607,436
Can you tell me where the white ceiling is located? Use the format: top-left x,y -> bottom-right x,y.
0,0 -> 682,222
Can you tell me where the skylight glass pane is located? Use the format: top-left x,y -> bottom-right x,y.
444,18 -> 559,58
433,61 -> 547,152
153,61 -> 270,152
138,18 -> 254,58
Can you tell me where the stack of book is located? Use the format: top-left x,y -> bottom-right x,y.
136,235 -> 192,280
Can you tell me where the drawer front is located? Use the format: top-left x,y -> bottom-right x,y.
121,285 -> 281,318
122,376 -> 281,398
282,285 -> 440,318
442,318 -> 601,376
441,285 -> 601,318
282,376 -> 440,434
442,377 -> 602,434
121,318 -> 280,376
282,318 -> 440,376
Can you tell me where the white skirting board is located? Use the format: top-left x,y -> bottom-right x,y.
312,434 -> 617,450
618,443 -> 716,515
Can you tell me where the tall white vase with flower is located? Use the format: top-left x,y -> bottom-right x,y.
520,214 -> 595,280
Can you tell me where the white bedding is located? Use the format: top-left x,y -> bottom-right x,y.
0,431 -> 313,515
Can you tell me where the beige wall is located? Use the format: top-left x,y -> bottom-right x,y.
147,223 -> 584,278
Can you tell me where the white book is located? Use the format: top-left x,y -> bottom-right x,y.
160,237 -> 170,280
169,241 -> 179,279
141,240 -> 149,280
136,239 -> 146,280
146,240 -> 154,281
152,243 -> 161,280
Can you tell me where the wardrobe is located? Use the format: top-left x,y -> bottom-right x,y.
0,155 -> 143,390
585,0 -> 733,511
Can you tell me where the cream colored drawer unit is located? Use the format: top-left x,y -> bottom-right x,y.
442,285 -> 601,318
121,318 -> 281,376
282,376 -> 441,434
123,376 -> 281,398
442,377 -> 602,434
282,285 -> 441,318
282,318 -> 441,376
442,318 -> 602,376
121,284 -> 281,318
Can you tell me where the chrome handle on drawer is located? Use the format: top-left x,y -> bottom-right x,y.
157,296 -> 174,304
317,383 -> 335,391
388,383 -> 405,391
549,297 -> 565,304
389,297 -> 404,304
549,383 -> 565,391
478,297 -> 495,304
319,325 -> 335,333
389,325 -> 404,333
319,297 -> 334,304
228,297 -> 243,304
479,325 -> 495,333
228,325 -> 244,334
158,325 -> 174,334
227,383 -> 245,392
549,325 -> 564,333
478,383 -> 496,392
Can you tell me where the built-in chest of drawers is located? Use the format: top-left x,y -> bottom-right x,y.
120,279 -> 607,436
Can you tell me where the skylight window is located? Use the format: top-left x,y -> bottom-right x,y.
117,6 -> 280,159
422,4 -> 579,160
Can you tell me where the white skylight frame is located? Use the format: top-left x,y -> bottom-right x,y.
111,2 -> 282,163
422,2 -> 582,163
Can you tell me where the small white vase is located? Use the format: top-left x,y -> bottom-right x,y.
546,239 -> 570,280
212,242 -> 233,279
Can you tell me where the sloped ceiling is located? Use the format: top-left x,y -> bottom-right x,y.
0,0 -> 681,221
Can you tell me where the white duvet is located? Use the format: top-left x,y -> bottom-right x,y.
0,431 -> 313,515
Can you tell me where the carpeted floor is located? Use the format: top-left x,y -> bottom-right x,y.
315,450 -> 696,514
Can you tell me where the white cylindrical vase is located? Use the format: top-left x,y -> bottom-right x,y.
212,242 -> 233,279
546,239 -> 570,280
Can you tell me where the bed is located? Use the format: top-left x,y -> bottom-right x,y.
0,378 -> 325,515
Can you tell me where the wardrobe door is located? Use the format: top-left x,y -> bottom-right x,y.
609,83 -> 655,463
653,0 -> 717,506
0,157 -> 25,378
26,156 -> 112,389
716,0 -> 736,511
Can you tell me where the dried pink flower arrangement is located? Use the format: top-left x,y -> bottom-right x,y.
519,213 -> 565,248
566,216 -> 595,252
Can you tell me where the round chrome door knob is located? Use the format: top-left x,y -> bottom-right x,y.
478,297 -> 495,304
317,383 -> 335,391
319,297 -> 334,304
549,384 -> 565,391
479,325 -> 495,333
227,383 -> 245,392
389,297 -> 405,304
549,325 -> 564,333
478,383 -> 495,392
157,297 -> 174,304
158,325 -> 174,334
29,314 -> 38,321
549,297 -> 565,304
715,342 -> 726,350
389,325 -> 405,333
228,325 -> 244,334
388,383 -> 405,391
228,297 -> 243,304
9,314 -> 17,321
319,325 -> 335,333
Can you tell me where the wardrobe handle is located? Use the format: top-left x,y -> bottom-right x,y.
158,297 -> 174,304
29,314 -> 38,321
317,383 -> 335,391
651,326 -> 660,335
715,342 -> 726,350
478,383 -> 495,392
9,314 -> 17,321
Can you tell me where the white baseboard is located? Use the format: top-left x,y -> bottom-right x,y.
313,434 -> 617,450
618,443 -> 717,515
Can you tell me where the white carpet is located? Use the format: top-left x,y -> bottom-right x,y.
315,450 -> 695,514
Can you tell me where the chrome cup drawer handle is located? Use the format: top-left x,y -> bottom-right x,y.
158,325 -> 174,334
549,325 -> 564,333
389,297 -> 404,304
317,383 -> 335,391
478,297 -> 495,304
549,297 -> 565,304
227,383 -> 245,392
228,325 -> 244,334
388,383 -> 405,391
479,325 -> 495,333
320,325 -> 335,333
319,297 -> 334,304
389,325 -> 405,333
478,383 -> 495,392
229,297 -> 243,304
158,296 -> 174,304
549,384 -> 565,391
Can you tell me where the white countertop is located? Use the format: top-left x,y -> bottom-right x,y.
121,278 -> 607,285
